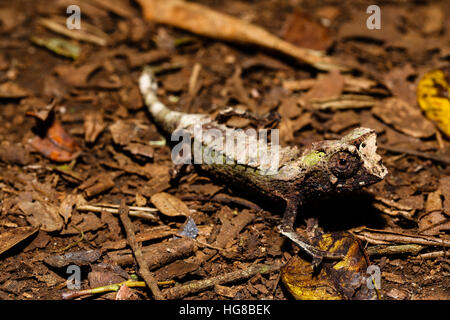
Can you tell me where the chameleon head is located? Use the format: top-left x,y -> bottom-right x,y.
300,127 -> 387,193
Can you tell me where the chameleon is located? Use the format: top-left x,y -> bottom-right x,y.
139,68 -> 388,263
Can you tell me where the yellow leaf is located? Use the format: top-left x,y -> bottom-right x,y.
417,68 -> 450,137
281,232 -> 378,300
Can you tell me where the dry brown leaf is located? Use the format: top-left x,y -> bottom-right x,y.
109,119 -> 150,146
0,7 -> 26,32
425,190 -> 442,213
84,112 -> 106,143
136,0 -> 345,71
278,96 -> 302,119
54,62 -> 103,87
151,192 -> 190,217
282,232 -> 376,300
59,194 -> 85,224
421,5 -> 444,35
18,197 -> 64,232
123,143 -> 154,159
90,0 -> 136,18
281,8 -> 332,51
61,212 -> 104,235
419,211 -> 449,235
440,177 -> 450,216
372,97 -> 435,138
291,111 -> 312,132
382,65 -> 417,107
299,70 -> 344,107
327,110 -> 360,133
0,226 -> 39,256
0,142 -> 30,165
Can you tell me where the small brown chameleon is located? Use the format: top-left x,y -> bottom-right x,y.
139,69 -> 387,264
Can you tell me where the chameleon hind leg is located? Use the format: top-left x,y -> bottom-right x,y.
278,199 -> 344,266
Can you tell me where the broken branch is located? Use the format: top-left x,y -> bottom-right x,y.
163,262 -> 282,299
118,200 -> 165,300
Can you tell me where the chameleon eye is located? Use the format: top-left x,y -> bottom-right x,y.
329,151 -> 360,178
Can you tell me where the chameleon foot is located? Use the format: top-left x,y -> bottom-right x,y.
278,225 -> 344,262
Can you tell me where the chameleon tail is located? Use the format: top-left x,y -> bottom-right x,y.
139,68 -> 188,134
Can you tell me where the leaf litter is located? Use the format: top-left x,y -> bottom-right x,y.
0,0 -> 449,301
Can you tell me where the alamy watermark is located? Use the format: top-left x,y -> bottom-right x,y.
170,125 -> 280,175
366,265 -> 381,289
366,5 -> 381,30
66,265 -> 81,290
66,5 -> 81,30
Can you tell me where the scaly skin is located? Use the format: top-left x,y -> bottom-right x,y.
139,69 -> 388,263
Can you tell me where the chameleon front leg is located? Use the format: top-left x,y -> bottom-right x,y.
278,199 -> 344,266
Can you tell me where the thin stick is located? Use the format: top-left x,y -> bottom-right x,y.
380,145 -> 450,166
62,280 -> 146,300
414,250 -> 448,260
350,227 -> 450,247
366,244 -> 424,256
118,200 -> 165,300
163,262 -> 282,299
38,17 -> 108,46
77,204 -> 158,221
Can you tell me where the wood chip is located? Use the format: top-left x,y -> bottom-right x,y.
150,192 -> 190,217
108,238 -> 196,267
386,288 -> 407,300
214,284 -> 239,298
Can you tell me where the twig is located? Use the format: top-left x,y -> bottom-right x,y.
77,203 -> 158,221
163,262 -> 282,299
414,250 -> 448,260
118,200 -> 165,300
350,227 -> 450,247
62,280 -> 146,300
366,244 -> 424,256
108,237 -> 196,267
308,94 -> 377,110
38,17 -> 109,46
380,145 -> 450,166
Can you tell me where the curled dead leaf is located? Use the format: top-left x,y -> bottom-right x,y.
27,105 -> 81,162
281,232 -> 377,300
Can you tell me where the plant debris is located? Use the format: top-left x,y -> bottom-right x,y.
0,0 -> 449,301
